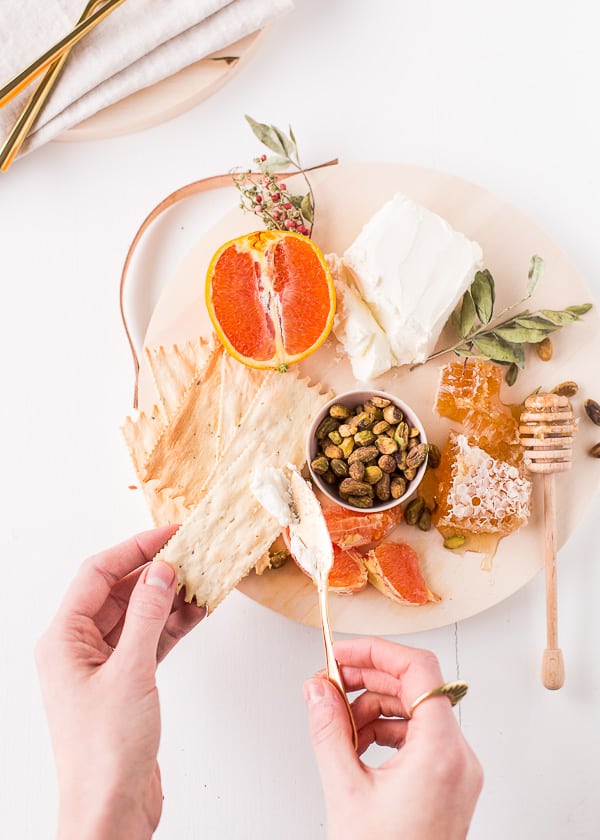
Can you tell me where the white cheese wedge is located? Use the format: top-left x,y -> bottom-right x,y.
326,254 -> 394,381
329,194 -> 483,379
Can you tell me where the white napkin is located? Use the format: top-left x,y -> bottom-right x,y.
0,0 -> 294,156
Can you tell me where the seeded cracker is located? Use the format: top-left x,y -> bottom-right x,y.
154,368 -> 331,611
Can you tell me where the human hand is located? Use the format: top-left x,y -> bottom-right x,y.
35,526 -> 205,840
303,637 -> 483,840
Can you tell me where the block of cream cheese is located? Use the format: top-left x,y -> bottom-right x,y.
329,194 -> 483,380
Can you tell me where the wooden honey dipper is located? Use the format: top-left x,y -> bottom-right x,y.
519,393 -> 577,690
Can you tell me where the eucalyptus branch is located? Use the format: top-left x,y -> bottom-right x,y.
422,258 -> 592,383
425,295 -> 535,363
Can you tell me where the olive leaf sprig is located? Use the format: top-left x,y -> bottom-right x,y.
232,115 -> 317,237
426,255 -> 593,384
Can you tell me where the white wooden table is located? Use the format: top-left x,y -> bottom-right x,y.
2,2 -> 599,838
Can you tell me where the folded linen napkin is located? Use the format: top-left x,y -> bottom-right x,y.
0,0 -> 294,156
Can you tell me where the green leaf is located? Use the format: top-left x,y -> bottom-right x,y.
505,363 -> 519,386
494,324 -> 554,343
566,303 -> 593,316
454,347 -> 478,358
450,310 -> 461,336
459,291 -> 476,337
288,194 -> 303,209
272,125 -> 296,159
513,315 -> 557,330
245,115 -> 288,157
473,333 -> 525,366
527,255 -> 544,296
539,309 -> 579,326
288,124 -> 299,159
263,155 -> 291,172
471,269 -> 495,324
300,193 -> 314,223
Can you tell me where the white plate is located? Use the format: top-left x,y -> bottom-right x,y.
59,31 -> 265,142
139,162 -> 600,634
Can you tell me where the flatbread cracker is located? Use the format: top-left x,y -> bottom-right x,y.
155,369 -> 331,610
122,341 -> 217,525
143,346 -> 268,506
145,337 -> 215,422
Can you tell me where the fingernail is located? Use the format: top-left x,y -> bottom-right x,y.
145,561 -> 175,590
304,679 -> 327,705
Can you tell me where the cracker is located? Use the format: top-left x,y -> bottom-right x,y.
155,369 -> 331,610
145,336 -> 215,422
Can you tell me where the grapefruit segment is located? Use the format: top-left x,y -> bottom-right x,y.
206,230 -> 336,370
322,503 -> 403,550
364,542 -> 439,606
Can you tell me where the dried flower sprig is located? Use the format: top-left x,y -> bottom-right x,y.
426,256 -> 593,384
232,115 -> 316,236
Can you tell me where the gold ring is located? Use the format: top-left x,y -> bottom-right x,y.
407,681 -> 469,718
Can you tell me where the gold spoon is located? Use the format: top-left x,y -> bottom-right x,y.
519,393 -> 576,690
288,468 -> 359,749
0,0 -> 107,171
0,0 -> 127,110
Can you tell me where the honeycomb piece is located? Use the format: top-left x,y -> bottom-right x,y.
435,358 -> 522,465
433,433 -> 531,537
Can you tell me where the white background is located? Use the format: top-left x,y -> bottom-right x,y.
1,1 -> 600,838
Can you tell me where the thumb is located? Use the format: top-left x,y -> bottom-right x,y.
114,561 -> 176,674
303,677 -> 359,787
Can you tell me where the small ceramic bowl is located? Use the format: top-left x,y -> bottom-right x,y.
307,389 -> 428,512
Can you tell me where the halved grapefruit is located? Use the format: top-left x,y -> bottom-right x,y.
205,230 -> 336,371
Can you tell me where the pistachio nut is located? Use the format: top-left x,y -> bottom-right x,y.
375,435 -> 398,455
535,336 -> 553,361
323,443 -> 344,460
426,443 -> 441,469
393,421 -> 409,450
269,549 -> 290,569
330,458 -> 349,477
584,398 -> 600,426
339,437 -> 355,459
378,454 -> 397,473
316,415 -> 340,439
371,396 -> 391,408
339,478 -> 373,497
346,494 -> 373,508
372,419 -> 390,435
406,443 -> 428,470
375,472 -> 391,501
383,404 -> 404,424
551,381 -> 579,399
417,508 -> 432,531
348,445 -> 379,464
310,456 -> 330,475
329,403 -> 352,420
354,429 -> 376,446
390,475 -> 407,499
443,535 -> 466,550
364,465 -> 384,485
404,496 -> 425,525
349,460 -> 365,481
